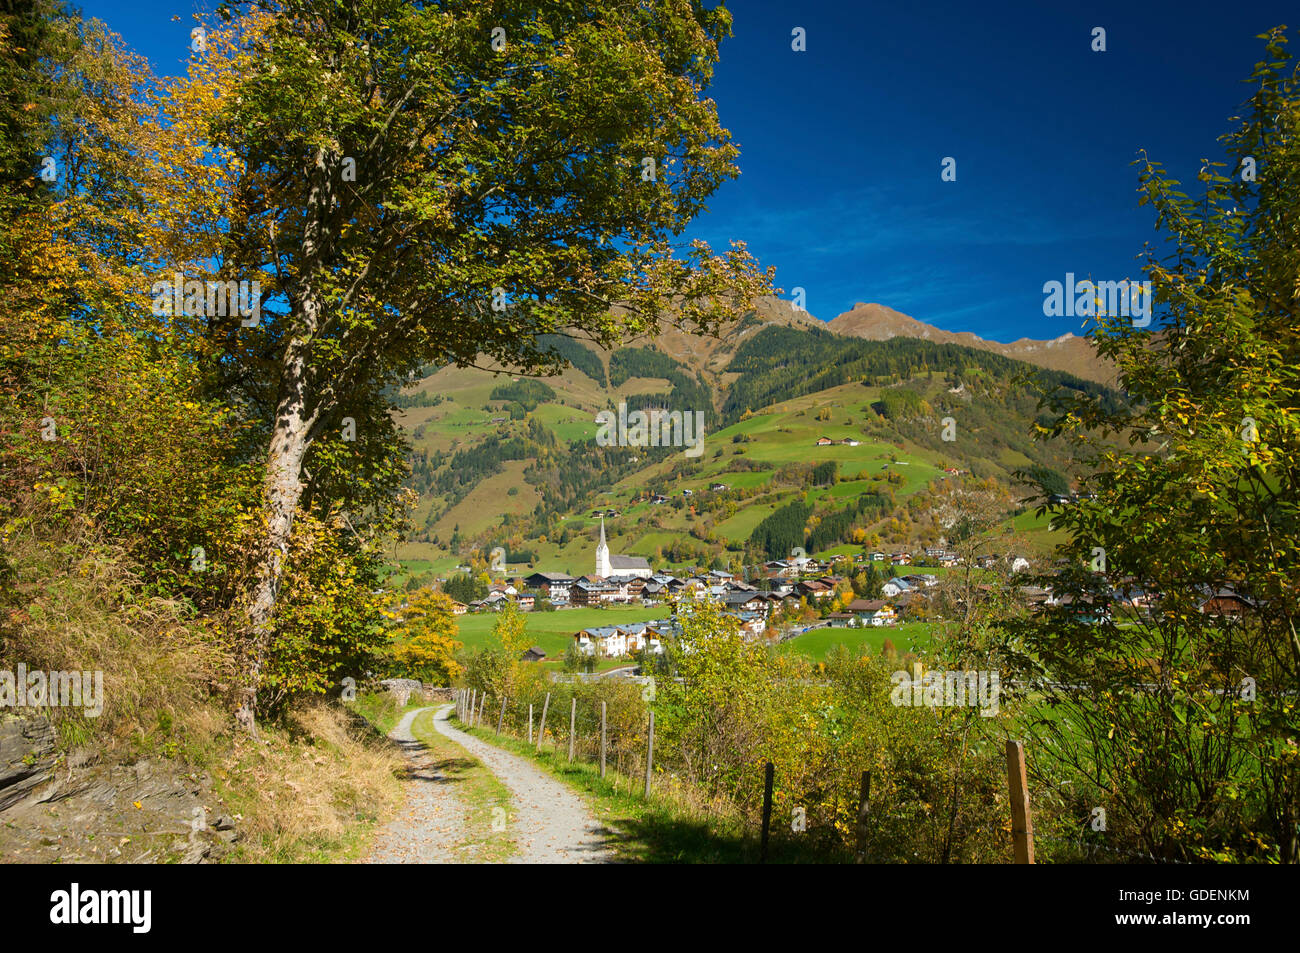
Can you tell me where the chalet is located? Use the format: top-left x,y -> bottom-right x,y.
890,552 -> 913,566
869,551 -> 886,562
641,581 -> 668,604
515,593 -> 535,611
574,625 -> 626,657
902,573 -> 939,588
570,578 -> 618,607
1017,586 -> 1053,606
796,579 -> 834,601
619,622 -> 651,654
729,611 -> 768,639
524,571 -> 575,605
826,612 -> 855,627
881,577 -> 912,598
709,482 -> 729,491
1197,589 -> 1257,617
575,622 -> 667,658
722,590 -> 769,615
764,559 -> 799,578
925,547 -> 946,559
649,494 -> 669,504
521,646 -> 547,663
449,600 -> 468,616
848,599 -> 896,626
815,436 -> 835,446
840,438 -> 860,447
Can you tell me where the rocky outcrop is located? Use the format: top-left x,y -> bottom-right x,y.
0,714 -> 236,863
0,714 -> 58,812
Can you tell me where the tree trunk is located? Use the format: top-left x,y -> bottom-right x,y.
235,340 -> 318,733
235,148 -> 334,733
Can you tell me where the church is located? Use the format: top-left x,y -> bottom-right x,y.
595,518 -> 653,579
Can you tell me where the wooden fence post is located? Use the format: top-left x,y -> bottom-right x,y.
568,697 -> 577,763
477,693 -> 486,727
536,693 -> 551,752
1006,740 -> 1035,864
528,703 -> 534,744
855,770 -> 871,863
760,761 -> 775,864
599,701 -> 607,779
469,689 -> 476,726
497,696 -> 507,735
644,711 -> 655,798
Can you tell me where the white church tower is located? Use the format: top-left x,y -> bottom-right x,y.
595,518 -> 612,578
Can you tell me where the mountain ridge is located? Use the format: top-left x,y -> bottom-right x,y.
825,302 -> 1115,386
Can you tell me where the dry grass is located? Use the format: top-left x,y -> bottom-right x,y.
2,521 -> 409,863
0,521 -> 231,756
215,700 -> 405,863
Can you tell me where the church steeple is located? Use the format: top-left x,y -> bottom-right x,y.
596,517 -> 611,578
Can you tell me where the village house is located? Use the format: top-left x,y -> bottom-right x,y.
815,436 -> 834,446
881,577 -> 911,598
848,598 -> 897,626
764,559 -> 799,578
569,578 -> 618,607
1197,589 -> 1257,617
523,571 -> 575,605
796,579 -> 834,601
902,573 -> 939,588
729,611 -> 768,639
722,590 -> 769,615
575,622 -> 666,658
574,625 -> 627,657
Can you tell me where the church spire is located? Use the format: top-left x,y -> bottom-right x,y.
596,517 -> 610,577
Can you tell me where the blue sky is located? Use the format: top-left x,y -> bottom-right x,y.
80,0 -> 1296,341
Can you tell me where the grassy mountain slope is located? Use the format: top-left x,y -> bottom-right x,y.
389,304 -> 1111,581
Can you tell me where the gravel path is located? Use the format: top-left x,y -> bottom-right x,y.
432,705 -> 614,864
366,706 -> 464,864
